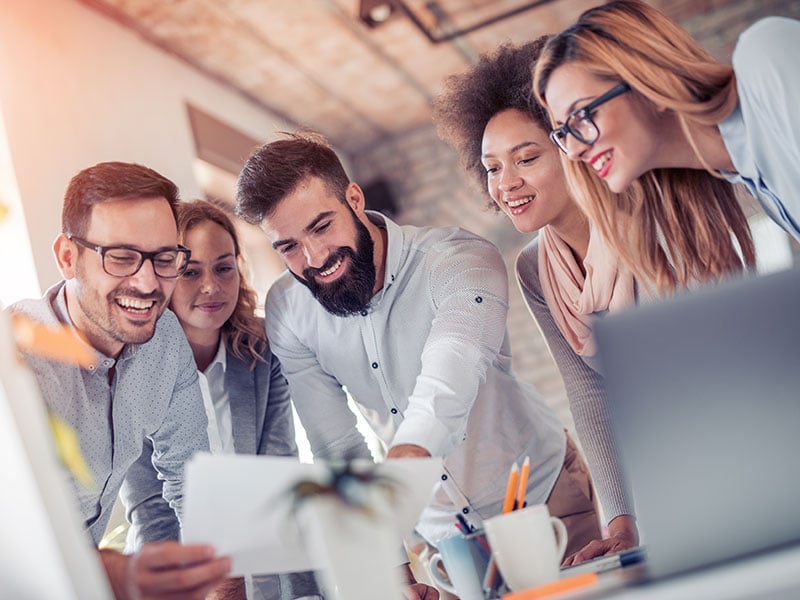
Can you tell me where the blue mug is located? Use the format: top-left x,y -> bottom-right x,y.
428,533 -> 490,600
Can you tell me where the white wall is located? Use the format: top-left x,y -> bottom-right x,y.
0,103 -> 40,308
0,0 -> 291,298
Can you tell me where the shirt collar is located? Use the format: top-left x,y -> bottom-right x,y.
717,101 -> 753,181
365,210 -> 401,301
204,337 -> 227,376
51,283 -> 125,366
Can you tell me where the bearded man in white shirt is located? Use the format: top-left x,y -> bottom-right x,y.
235,134 -> 601,590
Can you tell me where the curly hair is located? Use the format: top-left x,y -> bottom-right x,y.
533,0 -> 755,293
433,37 -> 550,210
176,199 -> 268,370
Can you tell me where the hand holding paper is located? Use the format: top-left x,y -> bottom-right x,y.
182,454 -> 442,576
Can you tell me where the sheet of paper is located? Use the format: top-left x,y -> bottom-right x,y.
182,453 -> 442,575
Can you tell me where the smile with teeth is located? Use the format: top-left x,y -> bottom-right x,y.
319,257 -> 343,278
116,297 -> 156,313
506,196 -> 533,208
591,151 -> 612,172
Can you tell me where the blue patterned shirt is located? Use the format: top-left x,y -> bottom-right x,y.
11,282 -> 209,544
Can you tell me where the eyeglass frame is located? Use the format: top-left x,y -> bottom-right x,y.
549,82 -> 631,153
67,235 -> 191,279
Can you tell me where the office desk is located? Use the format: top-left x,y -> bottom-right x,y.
540,544 -> 800,600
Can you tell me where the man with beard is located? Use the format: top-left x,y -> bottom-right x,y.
11,162 -> 232,599
236,134 -> 599,591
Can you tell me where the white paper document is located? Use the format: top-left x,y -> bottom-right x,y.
182,453 -> 442,575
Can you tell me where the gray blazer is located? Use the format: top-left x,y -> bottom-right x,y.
120,348 -> 321,599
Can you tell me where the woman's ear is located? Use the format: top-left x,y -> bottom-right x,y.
53,234 -> 78,279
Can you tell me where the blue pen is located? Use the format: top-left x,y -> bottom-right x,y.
560,547 -> 647,577
618,547 -> 646,567
455,512 -> 474,533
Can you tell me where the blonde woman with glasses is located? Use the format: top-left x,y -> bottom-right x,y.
532,0 -> 784,293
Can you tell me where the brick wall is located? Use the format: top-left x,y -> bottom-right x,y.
348,0 -> 800,431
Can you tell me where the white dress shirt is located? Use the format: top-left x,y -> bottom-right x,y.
197,340 -> 235,454
719,16 -> 800,242
266,212 -> 566,544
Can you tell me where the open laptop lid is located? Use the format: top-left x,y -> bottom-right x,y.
594,266 -> 800,579
0,311 -> 112,599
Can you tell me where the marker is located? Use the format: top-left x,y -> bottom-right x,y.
560,547 -> 647,577
455,512 -> 472,533
501,572 -> 598,599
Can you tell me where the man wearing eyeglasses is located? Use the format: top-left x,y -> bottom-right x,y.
11,162 -> 231,600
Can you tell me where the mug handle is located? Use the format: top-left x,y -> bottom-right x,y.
428,553 -> 458,595
550,516 -> 568,561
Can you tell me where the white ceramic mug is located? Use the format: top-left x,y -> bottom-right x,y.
428,533 -> 489,600
483,504 -> 568,591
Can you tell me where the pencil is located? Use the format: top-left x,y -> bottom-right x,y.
500,572 -> 598,599
516,456 -> 530,511
502,461 -> 520,514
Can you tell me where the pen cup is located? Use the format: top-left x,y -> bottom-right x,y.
428,533 -> 490,600
483,504 -> 567,591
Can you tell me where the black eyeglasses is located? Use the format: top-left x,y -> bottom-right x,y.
549,83 -> 631,154
68,235 -> 190,278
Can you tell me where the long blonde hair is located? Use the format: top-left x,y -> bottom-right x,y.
534,0 -> 755,293
176,200 -> 268,370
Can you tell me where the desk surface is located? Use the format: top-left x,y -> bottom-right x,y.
549,544 -> 800,600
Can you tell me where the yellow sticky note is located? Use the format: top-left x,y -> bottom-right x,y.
48,412 -> 94,489
12,313 -> 96,369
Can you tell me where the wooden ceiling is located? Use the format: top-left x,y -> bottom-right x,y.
77,0 -> 787,155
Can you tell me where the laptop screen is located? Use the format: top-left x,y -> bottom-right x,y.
0,312 -> 112,599
594,266 -> 800,578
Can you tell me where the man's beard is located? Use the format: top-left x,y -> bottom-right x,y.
293,215 -> 376,317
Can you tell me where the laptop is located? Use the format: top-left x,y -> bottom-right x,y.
0,311 -> 112,599
593,265 -> 800,580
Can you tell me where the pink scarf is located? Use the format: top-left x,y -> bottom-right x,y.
538,225 -> 635,357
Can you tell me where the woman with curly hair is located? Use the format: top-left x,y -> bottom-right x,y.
434,38 -> 638,564
121,200 -> 322,599
532,0 -> 777,293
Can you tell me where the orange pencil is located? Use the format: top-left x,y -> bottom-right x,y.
501,573 -> 598,599
501,461 -> 520,514
516,456 -> 530,511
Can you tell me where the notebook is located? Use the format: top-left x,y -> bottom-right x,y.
593,265 -> 800,579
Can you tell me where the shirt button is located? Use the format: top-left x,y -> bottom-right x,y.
462,507 -> 470,514
441,474 -> 448,481
371,362 -> 379,369
361,309 -> 368,316
475,296 -> 483,303
390,408 -> 398,414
